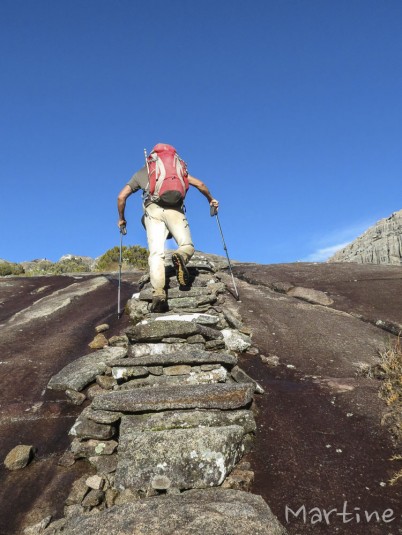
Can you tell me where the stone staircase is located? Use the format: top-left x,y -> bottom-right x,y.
38,258 -> 287,534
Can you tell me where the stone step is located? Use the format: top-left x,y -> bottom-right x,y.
43,489 -> 287,535
168,295 -> 217,309
124,347 -> 237,366
92,383 -> 254,413
129,342 -> 205,357
139,286 -> 215,301
117,366 -> 227,389
47,347 -> 127,392
115,424 -> 247,491
145,313 -> 220,326
126,320 -> 223,343
119,409 -> 256,434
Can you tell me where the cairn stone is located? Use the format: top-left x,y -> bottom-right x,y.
126,298 -> 149,324
86,475 -> 105,490
88,454 -> 118,474
69,416 -> 115,440
163,365 -> 192,376
96,375 -> 117,390
71,439 -> 118,459
108,335 -> 129,347
111,366 -> 149,380
231,365 -> 265,394
84,407 -> 122,424
65,476 -> 89,506
222,468 -> 255,492
95,324 -> 109,333
4,445 -> 33,470
205,339 -> 226,350
222,308 -> 243,330
81,489 -> 104,508
65,389 -> 86,405
88,333 -> 108,349
221,329 -> 252,352
23,516 -> 52,535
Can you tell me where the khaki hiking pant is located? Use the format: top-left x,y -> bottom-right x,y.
144,203 -> 195,297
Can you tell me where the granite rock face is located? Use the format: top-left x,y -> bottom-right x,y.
329,209 -> 402,265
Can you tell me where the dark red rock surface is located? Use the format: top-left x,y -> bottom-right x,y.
230,263 -> 402,534
0,273 -> 141,535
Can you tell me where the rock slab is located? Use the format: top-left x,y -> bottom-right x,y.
42,489 -> 287,535
125,347 -> 237,366
47,347 -> 127,391
115,424 -> 246,490
92,383 -> 254,413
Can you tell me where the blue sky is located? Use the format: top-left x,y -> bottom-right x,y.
1,0 -> 401,264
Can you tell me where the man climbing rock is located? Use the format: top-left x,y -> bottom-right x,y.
117,143 -> 219,312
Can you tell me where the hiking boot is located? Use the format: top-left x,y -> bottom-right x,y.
150,296 -> 168,313
172,252 -> 190,286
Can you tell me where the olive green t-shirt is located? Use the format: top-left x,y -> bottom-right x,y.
127,166 -> 149,194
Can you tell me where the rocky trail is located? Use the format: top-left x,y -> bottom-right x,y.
0,259 -> 401,534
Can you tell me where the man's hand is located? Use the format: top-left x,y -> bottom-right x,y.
118,219 -> 126,229
210,199 -> 219,211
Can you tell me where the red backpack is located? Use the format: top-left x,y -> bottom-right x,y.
145,143 -> 189,206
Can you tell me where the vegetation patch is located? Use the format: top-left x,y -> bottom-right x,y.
0,247 -> 149,277
0,261 -> 25,276
364,337 -> 402,484
95,246 -> 148,272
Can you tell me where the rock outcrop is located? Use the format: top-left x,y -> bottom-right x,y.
329,209 -> 402,265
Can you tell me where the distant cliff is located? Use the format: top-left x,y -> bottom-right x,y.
329,209 -> 402,265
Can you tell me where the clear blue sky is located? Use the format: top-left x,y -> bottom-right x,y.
1,0 -> 401,264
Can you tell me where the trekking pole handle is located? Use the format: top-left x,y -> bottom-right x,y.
144,148 -> 150,175
210,205 -> 218,217
120,225 -> 127,235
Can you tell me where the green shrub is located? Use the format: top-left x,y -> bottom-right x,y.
24,260 -> 55,275
0,262 -> 25,276
50,257 -> 91,274
123,245 -> 149,270
96,245 -> 148,271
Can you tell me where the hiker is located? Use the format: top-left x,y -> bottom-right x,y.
117,143 -> 219,312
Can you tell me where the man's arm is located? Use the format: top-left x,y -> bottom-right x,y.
188,174 -> 219,209
117,185 -> 133,228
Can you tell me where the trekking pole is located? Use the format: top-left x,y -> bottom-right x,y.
117,225 -> 127,319
210,206 -> 240,300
